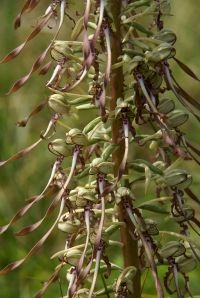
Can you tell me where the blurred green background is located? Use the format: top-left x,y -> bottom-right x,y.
0,1 -> 199,297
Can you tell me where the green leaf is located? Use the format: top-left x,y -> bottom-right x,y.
76,167 -> 90,179
131,159 -> 163,175
173,57 -> 200,81
68,97 -> 92,105
173,80 -> 200,110
83,116 -> 102,134
138,203 -> 169,214
102,144 -> 119,161
76,103 -> 98,110
123,0 -> 152,13
126,39 -> 150,51
71,16 -> 84,40
130,176 -> 145,186
130,22 -> 153,36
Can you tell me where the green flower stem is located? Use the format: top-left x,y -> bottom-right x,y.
109,1 -> 141,297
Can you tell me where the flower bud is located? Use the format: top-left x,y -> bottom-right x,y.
164,169 -> 192,189
63,248 -> 82,266
176,254 -> 197,273
89,158 -> 114,174
89,230 -> 109,245
159,241 -> 186,259
154,29 -> 177,45
148,71 -> 163,90
145,43 -> 175,63
73,187 -> 96,207
149,140 -> 158,151
166,109 -> 189,128
66,128 -> 88,145
49,138 -> 71,156
157,98 -> 175,114
142,219 -> 159,235
58,214 -> 80,234
48,94 -> 70,114
173,206 -> 195,222
51,40 -> 73,62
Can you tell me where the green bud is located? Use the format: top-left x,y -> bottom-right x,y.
48,94 -> 70,114
58,214 -> 80,234
157,98 -> 175,114
142,219 -> 159,235
173,206 -> 195,222
159,241 -> 186,259
148,71 -> 163,90
154,29 -> 177,45
49,139 -> 71,156
66,128 -> 88,145
145,42 -> 175,63
63,248 -> 82,266
51,40 -> 73,62
176,254 -> 197,273
74,187 -> 96,207
89,158 -> 114,175
75,197 -> 89,207
164,169 -> 192,189
166,109 -> 189,128
89,230 -> 109,245
149,140 -> 159,151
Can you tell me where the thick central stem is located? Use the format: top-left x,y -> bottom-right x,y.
109,1 -> 141,297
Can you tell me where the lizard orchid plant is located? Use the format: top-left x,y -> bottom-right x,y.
1,1 -> 200,297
